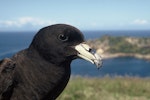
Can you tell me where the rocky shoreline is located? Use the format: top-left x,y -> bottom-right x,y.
97,52 -> 150,61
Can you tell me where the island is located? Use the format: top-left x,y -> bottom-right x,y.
87,35 -> 150,60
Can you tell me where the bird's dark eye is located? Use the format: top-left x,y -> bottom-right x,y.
58,34 -> 68,41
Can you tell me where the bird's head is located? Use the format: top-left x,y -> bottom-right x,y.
30,24 -> 102,69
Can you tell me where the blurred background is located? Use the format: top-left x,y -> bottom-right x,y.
0,0 -> 150,100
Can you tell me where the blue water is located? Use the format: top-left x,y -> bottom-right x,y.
0,31 -> 150,77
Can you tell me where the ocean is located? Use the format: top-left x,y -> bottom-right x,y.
0,30 -> 150,77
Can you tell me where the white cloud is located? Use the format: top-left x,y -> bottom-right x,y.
0,20 -> 18,27
132,19 -> 149,25
0,17 -> 56,28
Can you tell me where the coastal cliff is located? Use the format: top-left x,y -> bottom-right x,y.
87,35 -> 150,60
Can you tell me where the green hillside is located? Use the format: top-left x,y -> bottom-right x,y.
88,35 -> 150,54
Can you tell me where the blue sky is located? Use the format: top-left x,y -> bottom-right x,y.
0,0 -> 150,31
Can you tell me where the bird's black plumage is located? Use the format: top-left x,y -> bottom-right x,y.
0,24 -> 102,100
0,24 -> 85,100
0,58 -> 16,100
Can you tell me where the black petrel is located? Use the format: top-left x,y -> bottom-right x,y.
0,24 -> 102,100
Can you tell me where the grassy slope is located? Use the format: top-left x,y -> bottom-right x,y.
57,77 -> 150,100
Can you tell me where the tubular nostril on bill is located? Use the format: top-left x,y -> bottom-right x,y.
89,49 -> 96,54
89,48 -> 92,52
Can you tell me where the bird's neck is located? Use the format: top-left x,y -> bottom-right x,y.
28,46 -> 71,66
